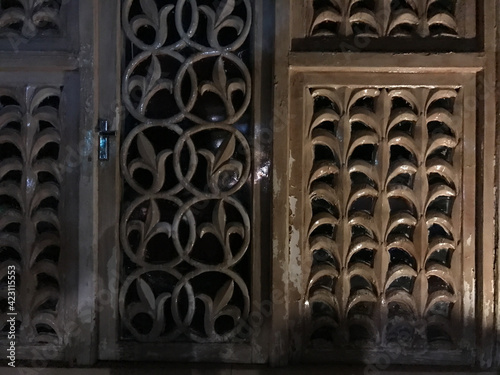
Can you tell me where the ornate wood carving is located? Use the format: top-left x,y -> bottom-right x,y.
303,85 -> 467,350
0,0 -> 63,38
119,0 -> 253,343
308,0 -> 468,38
0,86 -> 63,345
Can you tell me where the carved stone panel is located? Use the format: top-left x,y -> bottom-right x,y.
307,0 -> 474,38
288,72 -> 477,364
0,0 -> 76,51
0,0 -> 63,37
118,0 -> 253,345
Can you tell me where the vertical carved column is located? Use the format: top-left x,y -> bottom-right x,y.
305,86 -> 462,350
119,0 -> 253,343
0,0 -> 83,363
0,86 -> 63,345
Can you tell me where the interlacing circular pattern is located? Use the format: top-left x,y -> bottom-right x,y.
119,0 -> 252,343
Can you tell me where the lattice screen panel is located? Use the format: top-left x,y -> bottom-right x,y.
306,85 -> 462,344
307,0 -> 475,38
287,72 -> 477,365
118,0 -> 253,345
0,75 -> 80,362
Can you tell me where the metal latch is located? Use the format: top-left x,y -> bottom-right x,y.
97,119 -> 116,161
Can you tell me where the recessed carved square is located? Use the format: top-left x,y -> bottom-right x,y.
293,80 -> 475,357
0,0 -> 63,39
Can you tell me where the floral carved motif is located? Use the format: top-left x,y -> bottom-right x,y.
309,0 -> 462,37
0,86 -> 63,345
305,87 -> 463,349
119,0 -> 252,343
0,0 -> 62,38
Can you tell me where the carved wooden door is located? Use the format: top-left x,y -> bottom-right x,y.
96,0 -> 272,363
0,0 -> 271,366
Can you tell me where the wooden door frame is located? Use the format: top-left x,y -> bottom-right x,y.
95,0 -> 274,364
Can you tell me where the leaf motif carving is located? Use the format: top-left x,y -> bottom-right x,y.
213,280 -> 234,314
200,57 -> 227,99
310,9 -> 342,36
145,55 -> 162,94
144,199 -> 160,236
214,58 -> 227,91
32,7 -> 59,28
199,200 -> 226,240
140,0 -> 159,25
305,85 -> 465,347
308,0 -> 462,37
214,200 -> 226,235
387,9 -> 419,35
198,58 -> 246,119
137,132 -> 156,169
215,0 -> 235,28
137,278 -> 156,311
214,134 -> 235,173
427,13 -> 457,35
0,0 -> 62,36
0,86 -> 65,344
349,9 -> 380,36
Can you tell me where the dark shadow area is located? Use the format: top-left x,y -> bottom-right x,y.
292,37 -> 479,53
